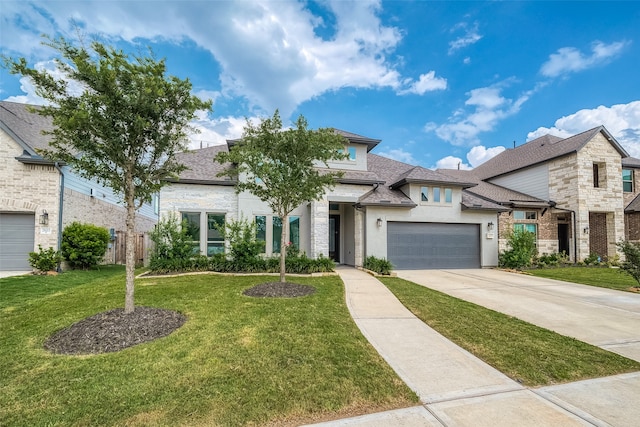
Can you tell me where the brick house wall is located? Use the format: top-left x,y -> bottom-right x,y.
0,130 -> 60,251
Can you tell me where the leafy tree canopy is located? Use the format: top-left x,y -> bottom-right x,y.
3,35 -> 212,313
215,110 -> 348,282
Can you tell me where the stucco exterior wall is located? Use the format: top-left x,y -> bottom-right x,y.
366,185 -> 500,267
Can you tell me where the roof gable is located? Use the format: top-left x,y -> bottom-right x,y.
473,126 -> 628,180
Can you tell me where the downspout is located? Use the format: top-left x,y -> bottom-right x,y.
54,162 -> 65,272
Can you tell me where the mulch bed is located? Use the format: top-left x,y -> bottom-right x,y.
44,307 -> 186,355
243,281 -> 316,298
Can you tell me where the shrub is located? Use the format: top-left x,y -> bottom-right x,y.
498,229 -> 536,269
221,217 -> 264,264
363,255 -> 393,275
583,253 -> 601,265
61,222 -> 110,269
28,245 -> 62,273
616,240 -> 640,288
149,213 -> 195,273
534,252 -> 569,268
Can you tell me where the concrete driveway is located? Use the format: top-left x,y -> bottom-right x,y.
395,269 -> 640,362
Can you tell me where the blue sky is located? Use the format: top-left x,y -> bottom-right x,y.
1,1 -> 639,169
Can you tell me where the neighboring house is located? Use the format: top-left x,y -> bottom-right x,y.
439,126 -> 640,263
0,101 -> 158,271
160,131 -> 505,269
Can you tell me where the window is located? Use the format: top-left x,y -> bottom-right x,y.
421,187 -> 429,202
181,212 -> 201,254
514,223 -> 537,235
207,214 -> 225,255
273,216 -> 300,253
329,203 -> 340,211
593,163 -> 600,188
623,169 -> 634,192
153,195 -> 159,215
433,187 -> 441,202
513,210 -> 537,220
347,146 -> 357,161
444,188 -> 452,203
255,215 -> 266,253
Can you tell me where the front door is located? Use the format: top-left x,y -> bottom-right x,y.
329,214 -> 340,263
558,223 -> 569,255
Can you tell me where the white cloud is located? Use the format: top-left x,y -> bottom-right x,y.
526,101 -> 640,157
448,21 -> 482,55
430,81 -> 536,146
466,145 -> 505,167
398,71 -> 447,95
1,0 -> 407,117
540,40 -> 630,78
188,115 -> 250,149
4,60 -> 86,105
435,156 -> 471,170
376,148 -> 416,164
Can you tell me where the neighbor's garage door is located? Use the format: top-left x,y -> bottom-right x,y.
387,222 -> 480,269
0,213 -> 35,271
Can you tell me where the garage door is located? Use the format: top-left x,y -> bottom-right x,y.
0,213 -> 35,271
387,222 -> 480,269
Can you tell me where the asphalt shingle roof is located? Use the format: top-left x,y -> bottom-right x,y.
169,145 -> 235,185
472,126 -> 627,180
0,101 -> 54,157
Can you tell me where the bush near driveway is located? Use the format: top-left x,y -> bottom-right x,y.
0,268 -> 416,426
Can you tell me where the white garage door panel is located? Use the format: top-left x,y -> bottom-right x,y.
387,222 -> 480,269
0,213 -> 35,271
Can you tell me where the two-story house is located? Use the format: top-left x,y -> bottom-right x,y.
160,131 -> 506,269
440,126 -> 638,263
0,101 -> 158,271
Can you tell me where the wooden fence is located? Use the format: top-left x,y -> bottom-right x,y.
113,231 -> 146,266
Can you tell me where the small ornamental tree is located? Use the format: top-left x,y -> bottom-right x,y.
616,240 -> 640,288
215,111 -> 348,282
4,36 -> 211,313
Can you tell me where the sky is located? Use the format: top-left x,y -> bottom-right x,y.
1,1 -> 640,170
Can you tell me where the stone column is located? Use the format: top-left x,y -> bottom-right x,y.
310,199 -> 329,259
354,208 -> 364,267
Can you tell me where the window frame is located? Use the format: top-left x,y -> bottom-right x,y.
623,168 -> 634,193
420,186 -> 429,202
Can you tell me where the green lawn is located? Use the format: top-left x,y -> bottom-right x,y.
380,277 -> 640,387
527,267 -> 639,292
0,268 -> 416,426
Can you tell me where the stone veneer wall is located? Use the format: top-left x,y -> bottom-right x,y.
548,132 -> 624,261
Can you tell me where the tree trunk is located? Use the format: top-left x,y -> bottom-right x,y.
280,215 -> 288,283
124,182 -> 136,314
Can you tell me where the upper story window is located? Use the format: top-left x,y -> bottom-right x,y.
421,187 -> 452,204
347,146 -> 357,161
592,162 -> 607,188
513,210 -> 537,220
623,169 -> 634,192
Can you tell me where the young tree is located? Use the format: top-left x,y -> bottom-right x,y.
4,36 -> 211,313
215,111 -> 348,282
616,240 -> 640,288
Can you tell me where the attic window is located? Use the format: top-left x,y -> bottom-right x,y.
346,146 -> 356,161
593,162 -> 606,188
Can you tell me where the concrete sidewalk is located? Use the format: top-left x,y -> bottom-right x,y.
305,267 -> 640,427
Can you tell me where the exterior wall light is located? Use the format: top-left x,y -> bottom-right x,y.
39,210 -> 49,225
583,226 -> 589,234
376,218 -> 383,227
487,221 -> 494,231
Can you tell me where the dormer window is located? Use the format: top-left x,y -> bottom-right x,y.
347,146 -> 356,161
